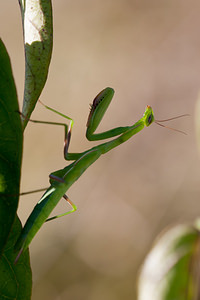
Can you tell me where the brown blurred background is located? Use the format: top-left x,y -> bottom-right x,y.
2,1 -> 200,299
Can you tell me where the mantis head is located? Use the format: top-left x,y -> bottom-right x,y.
143,105 -> 155,127
143,105 -> 188,134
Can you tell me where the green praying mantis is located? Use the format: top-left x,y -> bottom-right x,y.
15,87 -> 187,262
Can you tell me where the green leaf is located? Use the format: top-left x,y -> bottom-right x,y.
0,38 -> 23,256
18,0 -> 53,129
0,38 -> 32,299
0,217 -> 32,300
137,224 -> 200,300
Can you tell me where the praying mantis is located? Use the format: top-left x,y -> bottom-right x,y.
15,87 -> 187,262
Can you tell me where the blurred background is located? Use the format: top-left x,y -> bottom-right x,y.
2,1 -> 200,299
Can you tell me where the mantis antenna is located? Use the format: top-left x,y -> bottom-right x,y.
155,114 -> 189,135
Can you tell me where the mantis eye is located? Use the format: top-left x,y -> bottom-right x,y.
148,114 -> 153,125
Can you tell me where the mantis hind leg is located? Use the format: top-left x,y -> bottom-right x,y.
45,194 -> 77,222
22,114 -> 73,160
24,102 -> 89,161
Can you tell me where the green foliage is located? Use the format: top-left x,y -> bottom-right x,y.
0,218 -> 32,300
137,224 -> 200,299
0,1 -> 53,297
0,38 -> 32,299
0,38 -> 23,255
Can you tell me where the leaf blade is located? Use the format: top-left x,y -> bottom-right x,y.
0,38 -> 23,255
0,38 -> 32,299
19,0 -> 53,129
